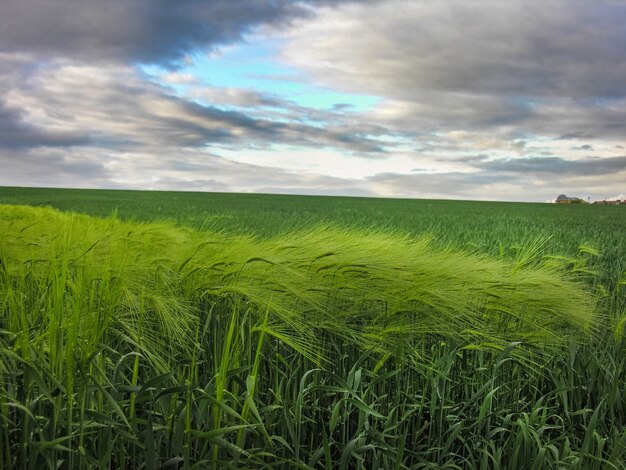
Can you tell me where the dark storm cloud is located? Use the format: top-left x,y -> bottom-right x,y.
0,0 -> 302,64
0,0 -> 368,65
468,156 -> 626,176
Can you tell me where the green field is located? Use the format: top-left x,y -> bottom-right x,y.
1,186 -> 625,469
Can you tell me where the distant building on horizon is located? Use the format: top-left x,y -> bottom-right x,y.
593,199 -> 623,205
555,194 -> 583,204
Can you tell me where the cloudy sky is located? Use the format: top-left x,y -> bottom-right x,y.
1,0 -> 625,202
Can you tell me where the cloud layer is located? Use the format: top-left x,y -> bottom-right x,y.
283,0 -> 626,136
0,0 -> 624,201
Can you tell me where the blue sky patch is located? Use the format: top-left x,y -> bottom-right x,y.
141,39 -> 379,112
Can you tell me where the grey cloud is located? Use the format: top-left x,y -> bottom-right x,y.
3,61 -> 387,154
283,1 -> 626,139
286,1 -> 626,100
178,101 -> 387,153
0,0 -> 369,66
364,165 -> 626,202
0,102 -> 91,149
450,154 -> 490,164
332,104 -> 353,111
188,87 -> 288,109
0,0 -> 310,65
558,132 -> 594,140
0,148 -> 112,188
379,92 -> 537,134
525,98 -> 626,140
186,84 -> 397,142
468,156 -> 626,176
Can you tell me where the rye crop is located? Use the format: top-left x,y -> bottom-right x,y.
1,202 -> 625,469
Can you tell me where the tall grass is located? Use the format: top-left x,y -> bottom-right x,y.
0,204 -> 623,469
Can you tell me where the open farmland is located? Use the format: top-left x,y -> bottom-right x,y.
1,187 -> 625,469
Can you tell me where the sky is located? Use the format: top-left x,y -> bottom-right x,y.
1,0 -> 625,202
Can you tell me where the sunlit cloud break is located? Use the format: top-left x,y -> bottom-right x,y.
0,0 -> 624,201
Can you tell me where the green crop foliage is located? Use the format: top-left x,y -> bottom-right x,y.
0,189 -> 625,469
